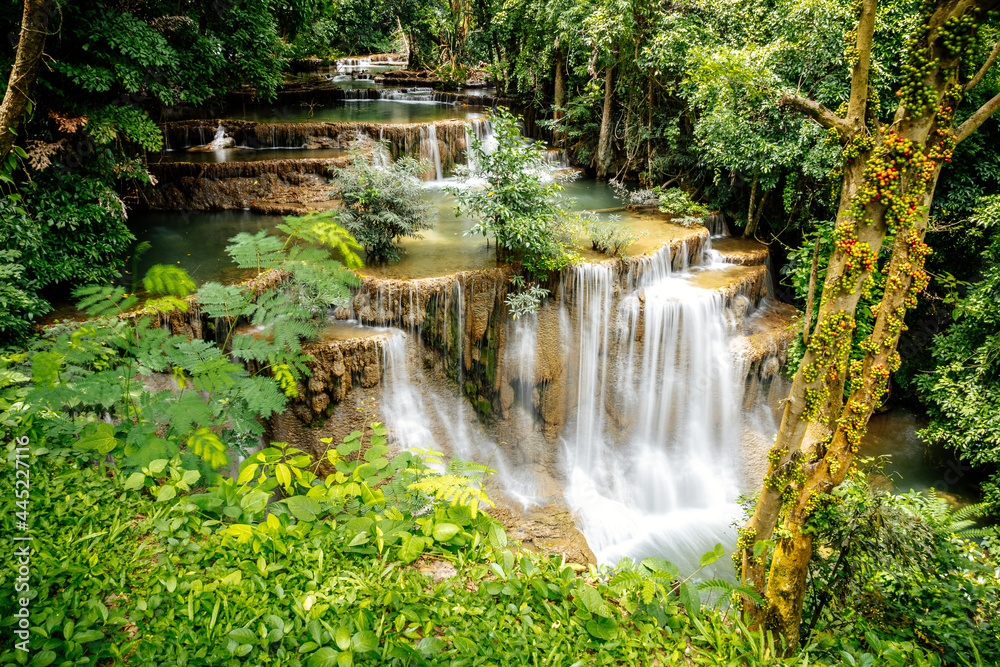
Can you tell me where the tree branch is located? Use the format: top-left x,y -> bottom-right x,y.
965,39 -> 1000,92
954,91 -> 1000,143
0,0 -> 51,164
846,0 -> 878,125
779,94 -> 853,137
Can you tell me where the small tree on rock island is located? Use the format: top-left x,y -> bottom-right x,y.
738,0 -> 1000,649
332,152 -> 433,264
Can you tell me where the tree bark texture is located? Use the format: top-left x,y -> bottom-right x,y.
553,49 -> 566,148
596,64 -> 615,179
0,0 -> 51,165
740,0 -> 1000,649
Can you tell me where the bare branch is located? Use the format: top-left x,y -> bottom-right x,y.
779,93 -> 853,137
965,39 -> 1000,92
954,91 -> 1000,143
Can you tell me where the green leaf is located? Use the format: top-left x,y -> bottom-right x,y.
77,423 -> 118,454
285,495 -> 321,522
228,628 -> 257,645
237,463 -> 259,484
335,625 -> 352,650
585,617 -> 618,640
123,472 -> 146,491
432,522 -> 461,542
143,264 -> 196,297
308,648 -> 339,667
351,630 -> 378,652
31,350 -> 63,388
73,629 -> 104,643
679,581 -> 701,618
488,523 -> 508,549
641,557 -> 679,577
699,543 -> 725,568
29,651 -> 56,667
398,534 -> 425,564
156,484 -> 177,502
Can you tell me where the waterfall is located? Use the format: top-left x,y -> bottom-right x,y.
704,212 -> 730,238
361,241 -> 778,571
379,327 -> 539,501
560,249 -> 748,571
206,125 -> 229,150
462,118 -> 495,176
424,124 -> 443,180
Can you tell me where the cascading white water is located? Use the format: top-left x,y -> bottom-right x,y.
424,125 -> 443,181
379,328 -> 540,501
205,125 -> 232,151
369,245 -> 770,571
562,250 -> 746,570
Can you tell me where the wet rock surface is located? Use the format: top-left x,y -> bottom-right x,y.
488,502 -> 596,566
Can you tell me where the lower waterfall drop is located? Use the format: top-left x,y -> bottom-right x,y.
561,247 -> 753,572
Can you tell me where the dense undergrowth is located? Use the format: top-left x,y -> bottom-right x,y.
1,435 -> 997,666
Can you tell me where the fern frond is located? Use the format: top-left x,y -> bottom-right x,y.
697,578 -> 735,594
73,284 -> 139,317
226,230 -> 285,270
142,264 -> 196,298
195,282 -> 255,320
407,473 -> 495,514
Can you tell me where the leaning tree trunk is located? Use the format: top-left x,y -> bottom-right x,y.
596,64 -> 615,179
553,48 -> 566,148
738,0 -> 1000,649
0,0 -> 51,165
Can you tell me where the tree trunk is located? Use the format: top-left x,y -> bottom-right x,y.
743,173 -> 760,239
596,64 -> 615,180
0,0 -> 51,165
739,0 -> 1000,649
553,49 -> 566,148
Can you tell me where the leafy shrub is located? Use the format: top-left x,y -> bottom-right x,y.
504,275 -> 550,319
584,214 -> 647,257
917,195 -> 1000,510
331,152 -> 433,264
0,175 -> 134,346
655,186 -> 709,218
451,107 -> 581,277
797,467 -> 1000,665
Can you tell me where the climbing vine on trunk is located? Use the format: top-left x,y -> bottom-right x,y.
737,0 -> 1000,649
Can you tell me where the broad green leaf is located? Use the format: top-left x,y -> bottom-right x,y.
352,630 -> 378,652
237,463 -> 259,485
77,423 -> 118,454
432,522 -> 460,542
123,472 -> 146,491
30,651 -> 56,667
285,495 -> 321,522
229,628 -> 256,644
585,617 -> 618,640
488,523 -> 508,549
335,625 -> 351,650
398,534 -> 425,564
